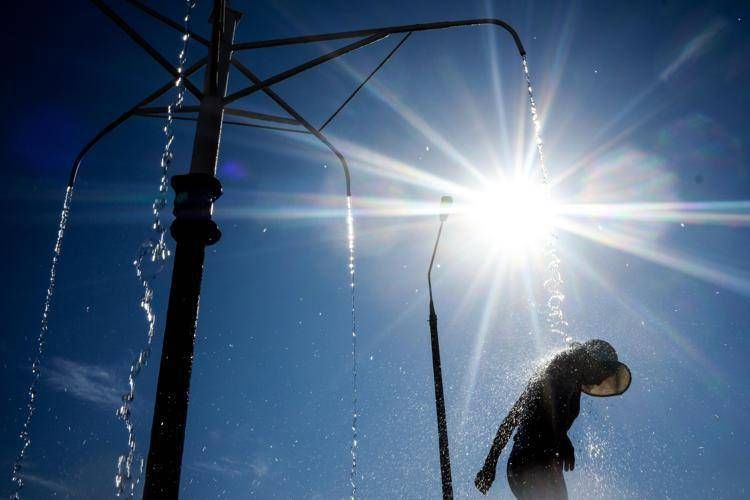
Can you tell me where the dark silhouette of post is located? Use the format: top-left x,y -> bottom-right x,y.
142,2 -> 240,498
427,196 -> 454,499
68,3 -> 527,495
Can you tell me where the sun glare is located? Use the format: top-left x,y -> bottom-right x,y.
460,176 -> 558,255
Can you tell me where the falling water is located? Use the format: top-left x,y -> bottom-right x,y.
521,56 -> 572,344
114,2 -> 197,496
10,187 -> 73,499
346,195 -> 359,499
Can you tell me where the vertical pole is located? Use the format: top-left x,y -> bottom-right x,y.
429,302 -> 454,499
142,2 -> 240,498
428,219 -> 453,499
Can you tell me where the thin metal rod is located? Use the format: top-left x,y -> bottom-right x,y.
223,33 -> 389,106
319,32 -> 411,132
90,0 -> 203,99
427,220 -> 453,499
231,60 -> 352,195
233,18 -> 526,56
137,113 -> 310,134
138,105 -> 300,125
67,57 -> 207,186
204,0 -> 225,97
428,221 -> 444,302
224,107 -> 300,125
125,0 -> 211,46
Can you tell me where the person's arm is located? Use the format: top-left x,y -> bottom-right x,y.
474,389 -> 529,495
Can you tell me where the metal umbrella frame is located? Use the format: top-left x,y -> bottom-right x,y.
59,1 -> 527,497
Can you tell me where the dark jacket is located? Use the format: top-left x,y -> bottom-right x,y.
514,350 -> 581,451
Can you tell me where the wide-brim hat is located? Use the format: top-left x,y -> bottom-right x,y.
579,339 -> 631,397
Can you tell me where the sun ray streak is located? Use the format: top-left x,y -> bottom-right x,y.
458,261 -> 507,433
317,51 -> 487,184
558,218 -> 750,297
560,200 -> 750,226
563,250 -> 727,389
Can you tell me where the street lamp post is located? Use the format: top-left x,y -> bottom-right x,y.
427,195 -> 454,499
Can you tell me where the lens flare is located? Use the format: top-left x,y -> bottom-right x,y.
458,176 -> 558,256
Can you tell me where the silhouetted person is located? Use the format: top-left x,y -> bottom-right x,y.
474,339 -> 631,499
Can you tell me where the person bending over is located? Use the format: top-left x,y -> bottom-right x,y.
475,339 -> 631,499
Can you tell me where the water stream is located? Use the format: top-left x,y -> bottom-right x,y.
114,2 -> 197,496
521,56 -> 572,344
346,195 -> 360,499
10,187 -> 74,499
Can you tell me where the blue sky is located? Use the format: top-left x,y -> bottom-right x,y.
1,0 -> 749,498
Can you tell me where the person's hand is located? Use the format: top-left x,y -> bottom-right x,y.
560,435 -> 575,471
474,464 -> 496,495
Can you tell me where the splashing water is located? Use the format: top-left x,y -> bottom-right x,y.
521,56 -> 572,344
346,196 -> 359,499
10,187 -> 73,499
114,2 -> 197,496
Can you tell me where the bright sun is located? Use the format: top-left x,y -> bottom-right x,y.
458,176 -> 558,255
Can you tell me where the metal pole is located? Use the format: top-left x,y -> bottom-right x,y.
427,196 -> 454,500
142,2 -> 240,498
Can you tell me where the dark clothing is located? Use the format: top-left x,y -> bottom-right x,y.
476,349 -> 583,498
476,340 -> 630,498
507,443 -> 567,500
506,351 -> 581,499
515,352 -> 582,447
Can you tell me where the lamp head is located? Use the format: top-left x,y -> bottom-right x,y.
439,196 -> 453,222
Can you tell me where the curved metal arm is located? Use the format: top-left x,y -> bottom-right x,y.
230,60 -> 352,196
233,18 -> 526,56
67,58 -> 207,187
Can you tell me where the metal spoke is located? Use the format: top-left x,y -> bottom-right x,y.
90,0 -> 203,98
67,57 -> 207,186
125,0 -> 210,46
319,32 -> 411,131
231,60 -> 352,195
223,33 -> 388,106
137,105 -> 299,125
137,113 -> 310,134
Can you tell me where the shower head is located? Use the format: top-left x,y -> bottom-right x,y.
439,195 -> 453,222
